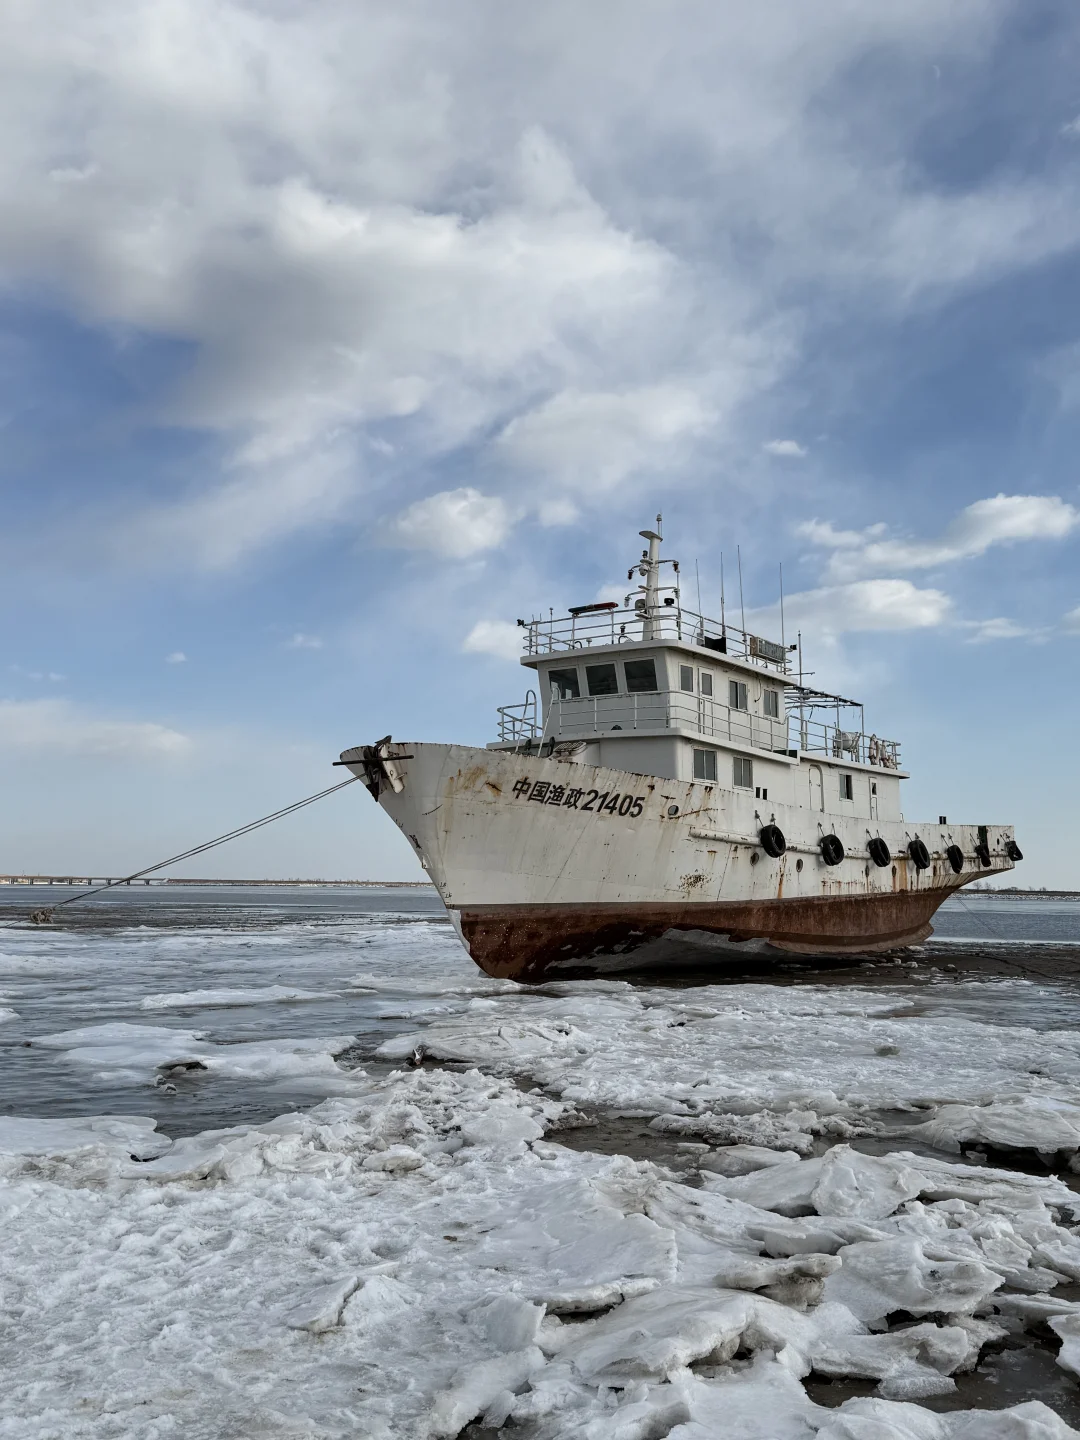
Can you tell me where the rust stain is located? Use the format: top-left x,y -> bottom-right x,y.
484,781 -> 502,795
459,889 -> 951,983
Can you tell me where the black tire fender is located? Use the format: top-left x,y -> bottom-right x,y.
974,841 -> 991,868
945,844 -> 964,874
1005,839 -> 1023,862
820,833 -> 845,866
759,824 -> 787,859
868,837 -> 891,869
907,838 -> 931,871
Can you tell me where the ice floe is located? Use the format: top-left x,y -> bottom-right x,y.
31,1020 -> 360,1089
139,985 -> 331,1008
5,1066 -> 1080,1438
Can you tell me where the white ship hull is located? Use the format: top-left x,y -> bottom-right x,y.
341,741 -> 1015,983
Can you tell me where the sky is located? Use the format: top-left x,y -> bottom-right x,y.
2,0 -> 1080,886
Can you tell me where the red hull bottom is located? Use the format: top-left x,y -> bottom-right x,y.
457,891 -> 949,983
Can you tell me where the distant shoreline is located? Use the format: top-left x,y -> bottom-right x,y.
0,876 -> 435,888
964,888 -> 1080,900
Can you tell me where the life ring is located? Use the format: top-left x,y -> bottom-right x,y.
974,841 -> 991,868
945,844 -> 964,874
820,833 -> 845,866
868,837 -> 891,869
907,838 -> 931,871
1005,839 -> 1023,862
759,824 -> 787,858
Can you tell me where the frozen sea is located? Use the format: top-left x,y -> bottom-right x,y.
4,885 -> 1080,1439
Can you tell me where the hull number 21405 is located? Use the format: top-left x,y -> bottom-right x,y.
511,777 -> 645,818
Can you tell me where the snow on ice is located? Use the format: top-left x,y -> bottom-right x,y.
7,977 -> 1080,1435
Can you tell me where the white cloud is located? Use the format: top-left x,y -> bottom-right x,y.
801,494 -> 1080,581
961,617 -> 1034,643
0,699 -> 189,758
462,620 -> 523,661
285,633 -> 323,650
763,439 -> 807,458
1064,606 -> 1080,633
497,385 -> 712,494
387,488 -> 512,559
754,578 -> 952,637
166,651 -> 187,664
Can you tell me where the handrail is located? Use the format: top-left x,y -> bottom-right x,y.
493,687 -> 900,765
519,606 -> 790,674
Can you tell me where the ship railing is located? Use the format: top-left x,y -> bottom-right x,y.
547,692 -> 790,752
794,714 -> 901,768
496,688 -> 900,766
520,606 -> 790,674
497,691 -> 540,743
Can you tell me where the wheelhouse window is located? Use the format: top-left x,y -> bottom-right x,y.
547,667 -> 580,699
839,773 -> 854,801
700,672 -> 714,697
679,664 -> 694,692
763,688 -> 780,719
729,680 -> 748,711
585,663 -> 619,696
733,755 -> 753,789
624,659 -> 658,693
693,747 -> 718,782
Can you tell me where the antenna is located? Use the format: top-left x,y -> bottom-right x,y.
719,552 -> 726,635
737,545 -> 746,635
779,562 -> 786,653
694,559 -> 702,616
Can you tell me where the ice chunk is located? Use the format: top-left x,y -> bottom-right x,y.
283,1274 -> 360,1332
749,1218 -> 889,1257
0,1113 -> 170,1162
908,1097 -> 1080,1157
824,1237 -> 1003,1323
1049,1314 -> 1080,1380
811,1147 -> 928,1221
702,1145 -> 805,1178
570,1285 -> 754,1381
141,986 -> 330,1008
429,1347 -> 546,1438
32,1020 -> 359,1088
818,1397 -> 1080,1440
710,1252 -> 841,1308
470,1295 -> 546,1352
705,1156 -> 825,1215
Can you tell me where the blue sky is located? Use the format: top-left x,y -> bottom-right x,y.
2,0 -> 1080,885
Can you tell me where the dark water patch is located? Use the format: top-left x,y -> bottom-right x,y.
806,1338 -> 1080,1428
549,1113 -> 706,1177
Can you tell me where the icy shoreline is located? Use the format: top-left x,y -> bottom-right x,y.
8,974 -> 1080,1437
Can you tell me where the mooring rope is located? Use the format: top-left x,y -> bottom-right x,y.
29,776 -> 359,924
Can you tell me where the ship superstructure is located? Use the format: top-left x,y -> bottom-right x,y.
342,518 -> 1020,981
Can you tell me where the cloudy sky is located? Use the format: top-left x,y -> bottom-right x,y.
3,0 -> 1080,885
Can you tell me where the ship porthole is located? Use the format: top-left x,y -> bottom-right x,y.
668,804 -> 679,817
796,858 -> 803,873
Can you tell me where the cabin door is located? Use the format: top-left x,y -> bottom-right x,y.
808,764 -> 824,812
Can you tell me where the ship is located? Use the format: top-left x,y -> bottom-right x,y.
340,518 -> 1021,982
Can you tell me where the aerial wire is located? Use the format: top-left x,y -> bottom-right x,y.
29,776 -> 359,924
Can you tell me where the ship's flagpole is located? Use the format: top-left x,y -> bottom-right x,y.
737,545 -> 746,636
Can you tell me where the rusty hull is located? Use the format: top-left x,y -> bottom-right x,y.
457,889 -> 953,983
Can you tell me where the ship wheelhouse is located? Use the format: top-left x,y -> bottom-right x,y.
489,517 -> 906,824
